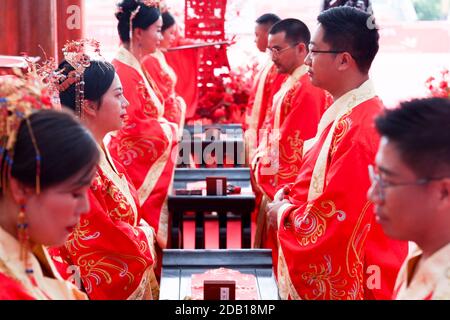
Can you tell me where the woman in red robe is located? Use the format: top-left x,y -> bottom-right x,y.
142,11 -> 186,129
0,75 -> 99,300
48,54 -> 159,300
108,0 -> 179,251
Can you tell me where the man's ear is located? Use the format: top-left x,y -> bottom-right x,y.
438,178 -> 450,204
8,177 -> 32,205
337,52 -> 353,71
297,42 -> 307,55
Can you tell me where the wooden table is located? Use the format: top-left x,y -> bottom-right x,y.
168,168 -> 255,249
160,249 -> 279,300
178,124 -> 245,167
184,123 -> 243,135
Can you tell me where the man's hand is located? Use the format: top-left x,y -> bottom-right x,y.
273,185 -> 291,202
266,198 -> 291,230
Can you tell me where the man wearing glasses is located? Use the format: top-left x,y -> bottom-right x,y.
267,7 -> 407,300
369,98 -> 450,300
251,19 -> 330,268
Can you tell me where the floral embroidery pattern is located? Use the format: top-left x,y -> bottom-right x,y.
66,220 -> 100,252
293,200 -> 346,247
278,130 -> 304,180
301,255 -> 348,300
76,252 -> 148,294
330,116 -> 351,159
117,136 -> 166,166
137,81 -> 159,118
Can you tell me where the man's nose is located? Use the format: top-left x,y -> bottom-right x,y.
304,52 -> 312,66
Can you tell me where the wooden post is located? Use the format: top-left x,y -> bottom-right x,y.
18,0 -> 58,60
57,0 -> 84,62
0,0 -> 20,55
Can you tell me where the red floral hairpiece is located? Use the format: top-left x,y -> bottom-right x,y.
141,0 -> 160,8
426,69 -> 449,99
59,39 -> 103,117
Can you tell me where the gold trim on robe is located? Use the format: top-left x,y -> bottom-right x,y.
276,79 -> 377,300
114,47 -> 177,232
0,226 -> 87,300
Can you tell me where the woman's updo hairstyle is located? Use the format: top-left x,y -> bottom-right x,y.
161,11 -> 175,33
58,60 -> 116,112
116,0 -> 161,43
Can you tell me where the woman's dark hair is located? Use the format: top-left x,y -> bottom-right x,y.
6,109 -> 99,191
116,0 -> 161,43
58,60 -> 116,111
162,11 -> 176,33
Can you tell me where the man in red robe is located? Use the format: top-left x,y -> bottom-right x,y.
245,13 -> 285,163
368,98 -> 450,300
251,19 -> 330,268
268,7 -> 408,300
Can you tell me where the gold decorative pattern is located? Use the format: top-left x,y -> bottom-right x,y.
278,130 -> 304,179
117,136 -> 166,166
136,81 -> 159,118
292,200 -> 346,247
306,80 -> 376,200
329,114 -> 352,159
76,252 -> 148,294
66,220 -> 100,253
282,81 -> 302,118
301,255 -> 348,300
345,201 -> 372,299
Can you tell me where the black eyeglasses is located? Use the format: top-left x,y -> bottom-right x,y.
267,43 -> 300,57
368,165 -> 448,201
307,44 -> 356,58
310,49 -> 346,54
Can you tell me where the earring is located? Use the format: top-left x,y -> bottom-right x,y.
17,204 -> 33,275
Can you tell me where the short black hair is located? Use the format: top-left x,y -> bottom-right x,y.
375,97 -> 450,178
116,0 -> 161,43
322,0 -> 373,13
9,110 -> 99,191
255,13 -> 281,27
268,18 -> 311,47
318,6 -> 379,73
162,11 -> 176,33
58,60 -> 116,112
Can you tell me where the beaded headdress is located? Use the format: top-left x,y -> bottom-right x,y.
0,71 -> 53,195
57,39 -> 102,118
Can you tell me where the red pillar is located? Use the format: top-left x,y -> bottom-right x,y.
0,0 -> 20,56
18,0 -> 58,60
57,0 -> 85,62
0,0 -> 84,62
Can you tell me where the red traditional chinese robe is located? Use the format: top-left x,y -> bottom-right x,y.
49,148 -> 158,300
0,226 -> 87,300
245,59 -> 287,162
163,38 -> 200,120
252,65 -> 330,267
276,80 -> 408,300
108,47 -> 178,249
0,273 -> 34,300
142,50 -> 186,128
